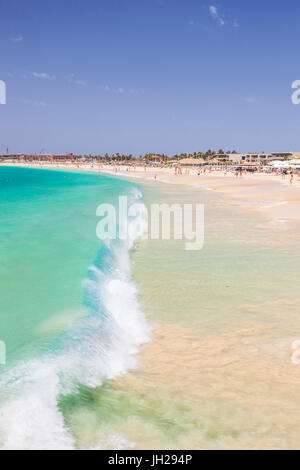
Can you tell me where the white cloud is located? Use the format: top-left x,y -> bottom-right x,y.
33,72 -> 56,80
209,5 -> 239,28
116,87 -> 124,94
209,6 -> 218,17
209,5 -> 225,26
11,36 -> 23,42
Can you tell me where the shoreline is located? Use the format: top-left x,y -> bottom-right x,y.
1,164 -> 300,449
103,169 -> 300,450
2,162 -> 300,223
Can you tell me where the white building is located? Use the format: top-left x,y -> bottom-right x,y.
240,153 -> 272,164
238,152 -> 294,165
214,153 -> 242,164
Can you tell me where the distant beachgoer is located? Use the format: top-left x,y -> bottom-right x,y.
290,172 -> 294,185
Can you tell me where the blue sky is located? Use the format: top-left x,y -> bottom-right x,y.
0,0 -> 300,155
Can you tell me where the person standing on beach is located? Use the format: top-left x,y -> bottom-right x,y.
290,171 -> 294,185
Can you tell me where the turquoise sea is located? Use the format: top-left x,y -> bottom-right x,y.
0,167 -> 148,449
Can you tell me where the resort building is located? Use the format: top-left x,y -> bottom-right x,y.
269,152 -> 294,160
241,153 -> 273,164
213,153 -> 243,164
213,152 -> 295,165
0,153 -> 82,162
241,153 -> 294,164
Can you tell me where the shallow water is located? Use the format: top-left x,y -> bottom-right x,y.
86,181 -> 300,450
1,168 -> 300,449
126,183 -> 300,449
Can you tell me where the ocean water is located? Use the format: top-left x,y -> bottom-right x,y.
69,181 -> 300,450
1,167 -> 300,450
0,167 -> 149,450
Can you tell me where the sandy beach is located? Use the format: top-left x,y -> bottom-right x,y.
2,161 -> 300,222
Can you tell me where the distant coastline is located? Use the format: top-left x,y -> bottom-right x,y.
2,160 -> 300,224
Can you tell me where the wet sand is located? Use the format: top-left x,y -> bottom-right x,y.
117,180 -> 300,450
116,321 -> 300,449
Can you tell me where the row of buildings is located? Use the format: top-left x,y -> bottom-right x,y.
0,152 -> 299,165
212,152 -> 299,164
0,153 -> 82,162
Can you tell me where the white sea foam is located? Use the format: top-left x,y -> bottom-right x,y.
0,187 -> 150,450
